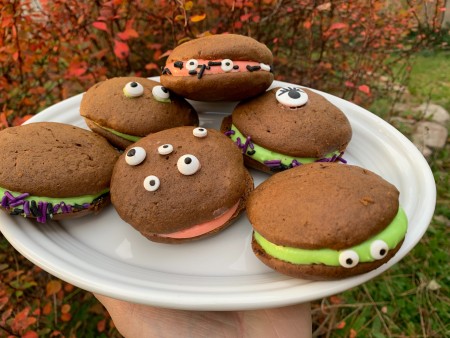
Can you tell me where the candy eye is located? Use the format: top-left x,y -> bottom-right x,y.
177,154 -> 200,175
158,144 -> 173,155
125,147 -> 146,166
338,250 -> 359,268
276,87 -> 308,107
143,175 -> 160,192
193,127 -> 207,138
152,85 -> 170,102
370,240 -> 389,260
123,81 -> 144,98
221,59 -> 234,72
186,59 -> 198,71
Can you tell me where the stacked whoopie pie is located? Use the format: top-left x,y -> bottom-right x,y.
1,33 -> 407,281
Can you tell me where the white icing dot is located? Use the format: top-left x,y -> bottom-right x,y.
158,144 -> 173,155
123,81 -> 144,97
370,240 -> 389,260
125,147 -> 146,166
221,59 -> 234,72
193,127 -> 208,138
186,59 -> 198,71
177,154 -> 200,175
276,87 -> 308,108
338,250 -> 359,268
152,85 -> 170,102
143,175 -> 160,192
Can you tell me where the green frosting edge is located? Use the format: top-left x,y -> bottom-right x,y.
94,122 -> 141,142
0,187 -> 109,206
229,124 -> 338,165
254,207 -> 408,266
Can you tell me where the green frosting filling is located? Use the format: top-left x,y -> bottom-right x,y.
229,124 -> 339,166
0,187 -> 109,206
95,122 -> 141,142
254,207 -> 408,266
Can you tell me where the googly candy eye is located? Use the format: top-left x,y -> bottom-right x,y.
221,59 -> 234,72
177,154 -> 200,175
186,59 -> 199,71
125,147 -> 146,166
123,81 -> 144,98
338,250 -> 359,268
276,87 -> 308,108
193,127 -> 207,138
143,175 -> 160,192
152,85 -> 170,102
370,240 -> 389,260
157,144 -> 173,155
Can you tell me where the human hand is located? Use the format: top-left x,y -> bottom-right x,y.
94,293 -> 311,338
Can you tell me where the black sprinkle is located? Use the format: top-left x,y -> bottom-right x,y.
47,203 -> 53,215
174,61 -> 183,69
246,65 -> 261,72
162,68 -> 172,75
188,70 -> 197,76
247,149 -> 256,155
198,64 -> 207,79
92,192 -> 108,203
11,208 -> 22,215
233,65 -> 239,70
30,200 -> 40,217
208,61 -> 222,66
73,204 -> 84,210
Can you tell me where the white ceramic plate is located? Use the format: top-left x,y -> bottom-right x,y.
0,80 -> 436,310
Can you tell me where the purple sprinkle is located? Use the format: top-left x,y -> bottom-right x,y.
291,159 -> 301,167
224,130 -> 235,136
10,193 -> 30,203
82,203 -> 90,208
53,204 -> 60,213
41,202 -> 48,223
10,200 -> 25,207
1,195 -> 8,208
66,204 -> 73,213
23,201 -> 30,216
236,137 -> 242,148
4,191 -> 14,201
60,202 -> 68,213
264,159 -> 282,167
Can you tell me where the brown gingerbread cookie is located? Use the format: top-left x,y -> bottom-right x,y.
0,122 -> 119,222
221,87 -> 352,174
80,77 -> 199,150
160,34 -> 274,101
247,162 -> 408,280
110,126 -> 253,243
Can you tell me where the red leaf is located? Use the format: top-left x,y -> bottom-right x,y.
114,39 -> 129,59
92,21 -> 108,32
329,22 -> 347,30
46,280 -> 62,297
97,319 -> 106,332
358,84 -> 371,95
117,28 -> 139,40
191,13 -> 206,23
22,331 -> 38,338
240,13 -> 252,22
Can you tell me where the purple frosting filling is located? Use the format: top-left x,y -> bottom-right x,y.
0,190 -> 103,224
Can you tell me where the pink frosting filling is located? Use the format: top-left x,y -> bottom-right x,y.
166,60 -> 268,76
159,202 -> 240,239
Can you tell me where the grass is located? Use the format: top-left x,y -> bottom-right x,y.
0,50 -> 449,337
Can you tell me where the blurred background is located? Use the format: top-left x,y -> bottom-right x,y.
0,0 -> 448,337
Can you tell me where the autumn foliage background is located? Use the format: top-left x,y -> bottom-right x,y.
0,0 -> 448,337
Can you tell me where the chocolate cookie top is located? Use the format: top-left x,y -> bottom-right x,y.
247,163 -> 400,250
232,87 -> 352,158
165,34 -> 273,65
111,127 -> 249,234
0,122 -> 119,197
80,77 -> 198,136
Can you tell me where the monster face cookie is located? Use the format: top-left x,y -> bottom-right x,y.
110,126 -> 253,243
80,77 -> 199,150
247,163 -> 408,280
0,122 -> 119,223
160,34 -> 274,101
222,86 -> 352,173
